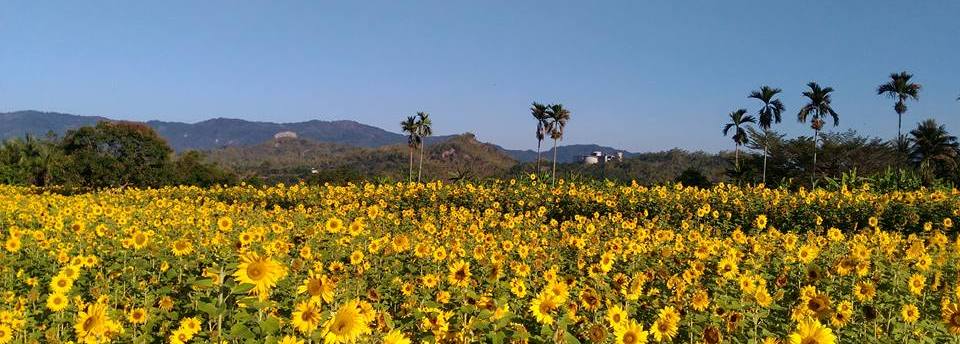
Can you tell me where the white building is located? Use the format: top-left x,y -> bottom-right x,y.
579,151 -> 623,165
274,131 -> 298,140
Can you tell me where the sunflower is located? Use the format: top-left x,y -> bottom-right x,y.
599,253 -> 616,272
545,279 -> 570,303
754,288 -> 773,308
510,279 -> 527,297
421,274 -> 439,289
292,301 -> 323,335
530,292 -> 557,325
615,320 -> 649,344
348,220 -> 364,236
787,319 -> 835,344
127,308 -> 148,325
49,274 -> 74,294
171,239 -> 194,256
217,216 -> 233,231
805,293 -> 831,319
383,329 -> 412,344
830,301 -> 852,328
691,290 -> 710,311
579,287 -> 601,311
901,304 -> 919,324
325,217 -> 344,233
755,214 -> 768,230
323,300 -> 370,344
179,316 -> 202,336
169,328 -> 191,344
4,237 -> 21,252
158,296 -> 175,312
239,231 -> 256,246
46,293 -> 69,312
400,282 -> 414,296
586,323 -> 609,342
297,271 -> 335,304
853,282 -> 876,301
278,336 -> 306,344
432,247 -> 447,261
942,302 -> 960,334
606,305 -> 628,330
349,250 -> 365,265
60,264 -> 81,280
797,244 -> 819,264
0,325 -> 12,344
651,306 -> 680,342
447,260 -> 472,288
717,257 -> 739,279
131,230 -> 150,250
74,302 -> 122,342
233,253 -> 287,301
908,274 -> 925,295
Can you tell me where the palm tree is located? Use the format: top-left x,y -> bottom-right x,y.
722,109 -> 756,171
797,82 -> 839,183
546,104 -> 570,186
876,71 -> 921,140
908,119 -> 959,180
415,112 -> 432,183
400,116 -> 418,182
748,86 -> 785,184
530,102 -> 550,175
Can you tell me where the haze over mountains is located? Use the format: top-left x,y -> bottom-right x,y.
0,110 -> 635,163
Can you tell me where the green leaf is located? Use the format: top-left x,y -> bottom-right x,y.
230,323 -> 255,339
259,316 -> 280,335
489,331 -> 505,344
197,301 -> 220,317
232,283 -> 255,294
564,331 -> 581,344
192,278 -> 215,288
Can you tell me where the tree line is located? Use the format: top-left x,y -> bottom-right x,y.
0,121 -> 237,188
719,72 -> 957,187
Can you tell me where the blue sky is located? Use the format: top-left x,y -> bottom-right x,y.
1,1 -> 958,152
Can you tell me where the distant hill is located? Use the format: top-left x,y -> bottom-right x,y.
0,110 -> 637,159
0,111 -> 107,139
146,117 -> 433,150
502,144 -> 636,163
511,148 -> 732,185
205,133 -> 517,183
0,110 -> 454,151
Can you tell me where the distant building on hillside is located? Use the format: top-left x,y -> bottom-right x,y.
274,131 -> 298,140
579,151 -> 623,165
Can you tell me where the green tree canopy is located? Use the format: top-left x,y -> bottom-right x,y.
60,121 -> 174,188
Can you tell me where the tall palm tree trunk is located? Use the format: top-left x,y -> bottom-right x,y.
551,138 -> 558,186
408,148 -> 413,182
897,114 -> 902,141
417,143 -> 424,183
812,129 -> 819,185
762,144 -> 768,185
535,140 -> 542,175
734,144 -> 740,171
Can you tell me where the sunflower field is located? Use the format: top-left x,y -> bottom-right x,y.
2,178 -> 960,344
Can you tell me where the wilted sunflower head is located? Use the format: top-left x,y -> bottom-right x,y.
806,294 -> 831,318
585,323 -> 607,342
862,304 -> 878,321
703,326 -> 722,344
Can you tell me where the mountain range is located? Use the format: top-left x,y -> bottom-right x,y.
0,110 -> 635,163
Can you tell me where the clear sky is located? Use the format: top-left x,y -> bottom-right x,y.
1,1 -> 958,152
